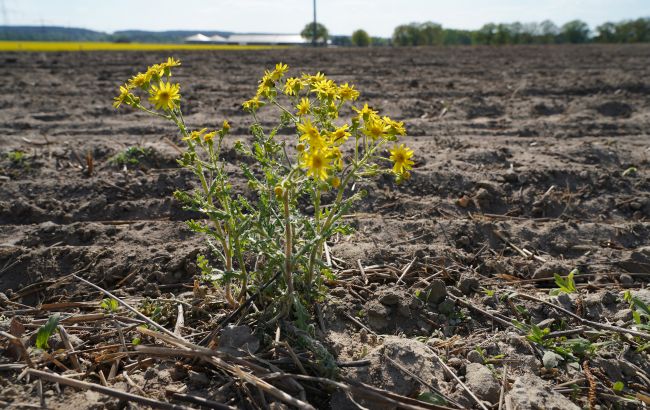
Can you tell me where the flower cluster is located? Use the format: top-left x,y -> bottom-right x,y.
113,57 -> 182,111
243,63 -> 414,184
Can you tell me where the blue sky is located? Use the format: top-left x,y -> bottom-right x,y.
3,0 -> 650,37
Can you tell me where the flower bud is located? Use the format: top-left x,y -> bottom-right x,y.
274,185 -> 284,198
331,176 -> 341,189
296,143 -> 305,152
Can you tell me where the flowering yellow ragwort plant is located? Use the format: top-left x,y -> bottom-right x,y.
114,59 -> 414,323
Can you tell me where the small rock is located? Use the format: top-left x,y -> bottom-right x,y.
601,291 -> 617,306
532,260 -> 570,279
188,370 -> 209,387
614,308 -> 633,323
619,274 -> 634,288
556,293 -> 574,310
426,279 -> 447,304
456,235 -> 471,247
583,295 -> 603,321
458,276 -> 480,295
466,350 -> 483,364
142,282 -> 161,297
144,367 -> 157,380
447,357 -> 463,368
465,363 -> 500,403
506,374 -> 580,410
379,292 -> 400,306
366,300 -> 391,331
437,299 -> 455,315
330,287 -> 347,298
218,325 -> 259,356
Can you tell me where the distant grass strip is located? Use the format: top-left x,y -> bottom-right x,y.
0,41 -> 287,52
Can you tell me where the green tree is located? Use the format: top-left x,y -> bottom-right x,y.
420,22 -> 444,45
539,20 -> 559,44
301,22 -> 329,45
595,22 -> 618,43
474,23 -> 497,44
560,20 -> 590,43
351,29 -> 371,47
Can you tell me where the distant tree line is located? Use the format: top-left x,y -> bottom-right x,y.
0,26 -> 232,43
392,18 -> 650,46
3,17 -> 650,46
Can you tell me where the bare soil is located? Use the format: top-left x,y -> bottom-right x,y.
0,45 -> 649,409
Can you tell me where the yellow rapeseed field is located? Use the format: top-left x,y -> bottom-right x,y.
0,41 -> 286,52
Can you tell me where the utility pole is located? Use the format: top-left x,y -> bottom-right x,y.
312,0 -> 317,47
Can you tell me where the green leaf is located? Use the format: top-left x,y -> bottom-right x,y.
613,381 -> 624,392
100,298 -> 119,313
35,313 -> 61,350
417,392 -> 447,405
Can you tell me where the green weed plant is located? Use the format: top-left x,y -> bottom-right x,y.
115,58 -> 414,323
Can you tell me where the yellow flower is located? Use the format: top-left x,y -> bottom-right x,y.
329,124 -> 351,144
331,176 -> 341,189
270,62 -> 288,81
149,81 -> 181,111
352,103 -> 378,120
296,98 -> 311,116
242,96 -> 264,112
312,79 -> 338,100
183,128 -> 208,141
128,72 -> 151,89
389,144 -> 415,175
302,72 -> 326,85
274,185 -> 284,198
162,57 -> 181,69
297,119 -> 324,149
284,77 -> 303,96
301,149 -> 331,181
257,71 -> 275,97
146,63 -> 165,79
338,83 -> 359,101
383,116 -> 406,136
203,131 -> 217,143
363,115 -> 389,140
222,120 -> 231,132
113,85 -> 136,108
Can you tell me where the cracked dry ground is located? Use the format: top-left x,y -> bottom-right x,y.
1,45 -> 649,409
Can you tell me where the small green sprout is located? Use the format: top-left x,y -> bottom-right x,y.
623,291 -> 650,331
612,381 -> 624,392
7,150 -> 26,164
550,269 -> 578,295
100,298 -> 120,313
482,288 -> 495,297
35,313 -> 61,350
622,166 -> 637,177
108,146 -> 151,166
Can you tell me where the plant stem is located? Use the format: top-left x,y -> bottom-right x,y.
171,111 -> 236,308
283,189 -> 294,309
305,187 -> 322,295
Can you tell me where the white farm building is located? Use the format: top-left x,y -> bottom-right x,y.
185,33 -> 307,45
